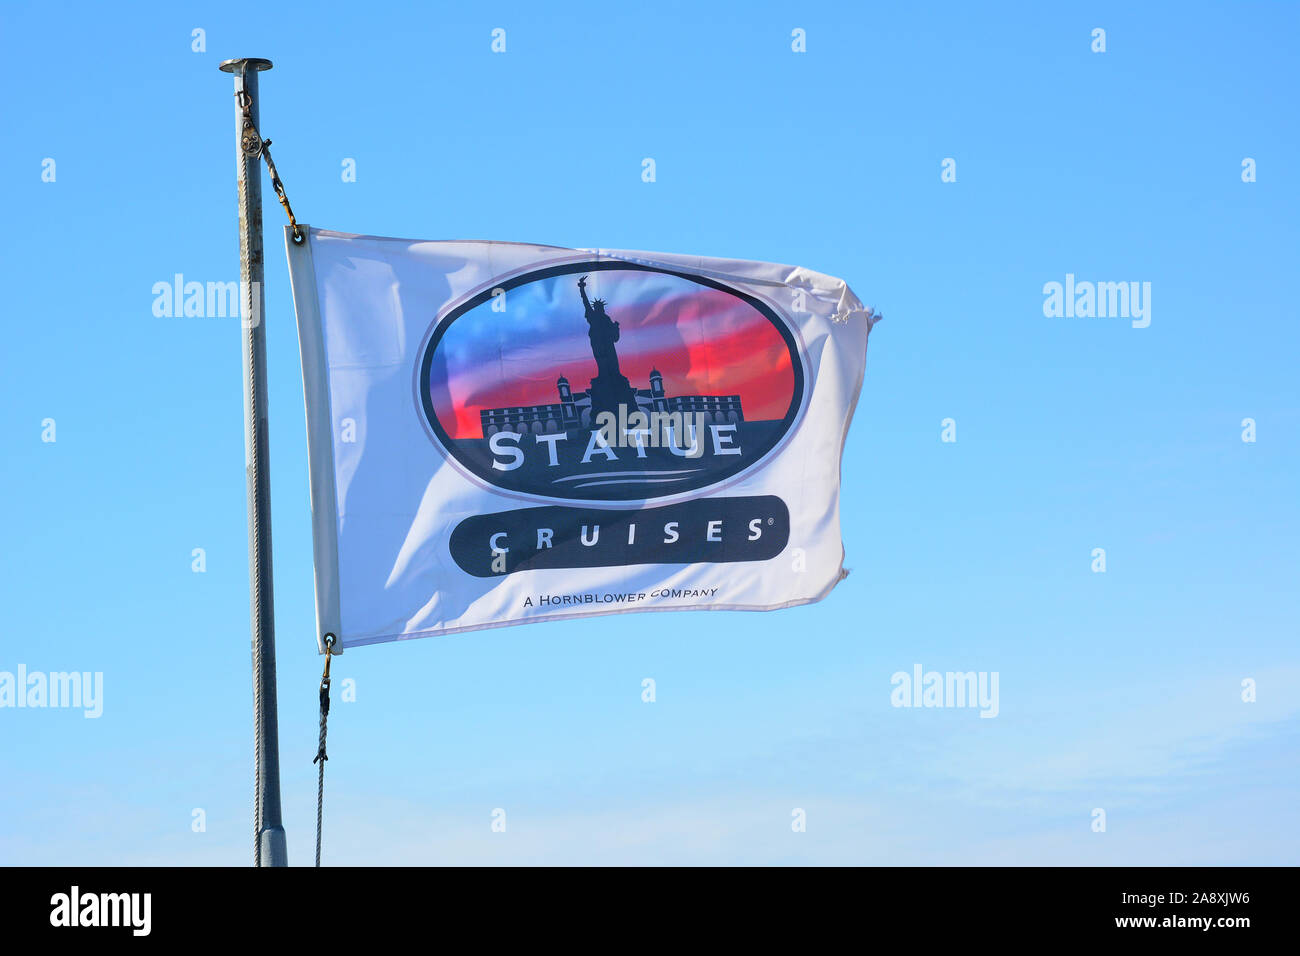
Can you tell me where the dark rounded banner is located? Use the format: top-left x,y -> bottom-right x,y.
450,495 -> 790,577
418,261 -> 804,502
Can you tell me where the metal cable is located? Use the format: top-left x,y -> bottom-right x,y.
314,699 -> 328,866
313,635 -> 336,867
260,138 -> 303,245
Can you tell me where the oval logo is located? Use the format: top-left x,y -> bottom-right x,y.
418,261 -> 804,503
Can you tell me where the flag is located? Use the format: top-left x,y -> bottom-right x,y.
285,227 -> 880,651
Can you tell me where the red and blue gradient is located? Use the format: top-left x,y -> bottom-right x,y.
427,269 -> 796,440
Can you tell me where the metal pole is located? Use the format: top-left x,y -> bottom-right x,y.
219,56 -> 287,867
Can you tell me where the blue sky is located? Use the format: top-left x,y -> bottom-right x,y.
1,0 -> 1297,865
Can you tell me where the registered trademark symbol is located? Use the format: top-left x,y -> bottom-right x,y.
767,517 -> 774,525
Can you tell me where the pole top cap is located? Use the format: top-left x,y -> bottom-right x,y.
219,58 -> 274,74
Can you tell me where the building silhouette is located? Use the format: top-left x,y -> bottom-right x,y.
479,370 -> 744,437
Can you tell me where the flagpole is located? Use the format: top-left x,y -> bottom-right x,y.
219,56 -> 287,867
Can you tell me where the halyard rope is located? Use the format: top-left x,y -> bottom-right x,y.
236,87 -> 303,242
313,634 -> 337,866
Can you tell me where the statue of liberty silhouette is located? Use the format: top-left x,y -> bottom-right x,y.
578,275 -> 638,419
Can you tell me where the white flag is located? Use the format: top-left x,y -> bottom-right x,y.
285,227 -> 880,651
